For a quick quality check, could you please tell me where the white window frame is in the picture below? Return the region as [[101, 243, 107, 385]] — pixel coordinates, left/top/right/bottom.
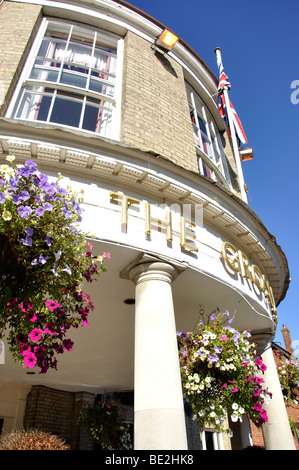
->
[[6, 17, 123, 141], [186, 83, 232, 188]]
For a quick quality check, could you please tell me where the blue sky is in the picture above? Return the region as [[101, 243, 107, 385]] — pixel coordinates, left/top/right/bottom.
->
[[128, 0, 299, 353]]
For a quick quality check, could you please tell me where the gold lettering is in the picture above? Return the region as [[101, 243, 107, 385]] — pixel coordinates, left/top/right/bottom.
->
[[263, 276, 277, 316], [110, 192, 140, 228], [221, 242, 277, 320], [181, 217, 198, 252], [145, 202, 172, 241], [250, 264, 265, 292], [238, 250, 253, 281], [222, 242, 240, 272]]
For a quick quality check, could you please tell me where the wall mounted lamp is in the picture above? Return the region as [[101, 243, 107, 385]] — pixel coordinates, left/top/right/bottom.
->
[[154, 29, 179, 52], [239, 146, 253, 162]]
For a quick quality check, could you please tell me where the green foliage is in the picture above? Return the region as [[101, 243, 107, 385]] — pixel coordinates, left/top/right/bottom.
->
[[79, 400, 132, 450]]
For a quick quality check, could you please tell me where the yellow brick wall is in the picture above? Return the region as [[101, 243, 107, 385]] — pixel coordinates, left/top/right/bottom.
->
[[121, 31, 198, 173], [0, 0, 42, 116]]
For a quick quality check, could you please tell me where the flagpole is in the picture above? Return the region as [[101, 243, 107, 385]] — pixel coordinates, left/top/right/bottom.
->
[[214, 47, 248, 203]]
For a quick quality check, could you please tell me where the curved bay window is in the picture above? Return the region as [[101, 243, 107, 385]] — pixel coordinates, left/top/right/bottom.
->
[[186, 83, 231, 187], [9, 19, 121, 139]]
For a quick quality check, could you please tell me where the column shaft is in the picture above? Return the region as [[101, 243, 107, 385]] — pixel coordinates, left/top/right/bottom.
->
[[261, 346, 295, 450], [130, 261, 187, 450]]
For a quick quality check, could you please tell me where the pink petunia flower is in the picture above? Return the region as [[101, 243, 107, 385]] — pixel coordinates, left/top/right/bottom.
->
[[24, 351, 37, 368], [45, 300, 61, 311], [44, 323, 56, 335], [219, 334, 228, 341], [29, 328, 43, 342]]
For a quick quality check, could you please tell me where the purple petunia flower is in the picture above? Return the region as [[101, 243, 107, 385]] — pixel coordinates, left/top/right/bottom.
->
[[0, 193, 5, 204], [39, 255, 48, 265], [35, 206, 45, 217], [20, 235, 32, 246], [19, 190, 30, 201], [24, 160, 38, 168], [9, 176, 19, 191], [63, 264, 72, 275], [17, 205, 32, 218], [58, 187, 68, 196], [43, 202, 53, 211], [25, 226, 33, 236], [12, 194, 22, 205], [62, 205, 70, 218]]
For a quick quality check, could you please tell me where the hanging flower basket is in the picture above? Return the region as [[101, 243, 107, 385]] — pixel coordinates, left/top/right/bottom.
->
[[0, 156, 109, 373], [177, 310, 272, 431], [79, 399, 132, 450], [276, 352, 299, 404]]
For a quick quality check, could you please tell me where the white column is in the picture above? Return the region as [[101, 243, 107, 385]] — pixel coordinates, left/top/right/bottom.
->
[[254, 334, 295, 450], [127, 258, 188, 450]]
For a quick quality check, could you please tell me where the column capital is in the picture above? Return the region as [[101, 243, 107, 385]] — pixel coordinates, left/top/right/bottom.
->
[[250, 330, 275, 356], [120, 252, 188, 285]]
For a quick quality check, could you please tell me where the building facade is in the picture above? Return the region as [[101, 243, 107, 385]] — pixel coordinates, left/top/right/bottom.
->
[[0, 0, 294, 450]]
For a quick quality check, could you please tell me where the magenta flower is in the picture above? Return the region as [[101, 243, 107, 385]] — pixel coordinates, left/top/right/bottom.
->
[[63, 339, 74, 351], [24, 351, 37, 368], [26, 310, 38, 322], [46, 300, 60, 311], [44, 323, 56, 335], [255, 358, 267, 371], [254, 402, 263, 411], [255, 377, 264, 384], [29, 328, 43, 342]]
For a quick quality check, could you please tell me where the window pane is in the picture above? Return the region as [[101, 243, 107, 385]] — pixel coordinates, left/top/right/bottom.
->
[[198, 116, 207, 135], [82, 102, 112, 134], [93, 49, 116, 75], [30, 65, 59, 83], [201, 135, 210, 155], [50, 96, 82, 127], [16, 92, 51, 122], [82, 103, 102, 132], [203, 162, 212, 179], [89, 78, 114, 97], [38, 37, 67, 62], [65, 41, 92, 67], [60, 70, 87, 88]]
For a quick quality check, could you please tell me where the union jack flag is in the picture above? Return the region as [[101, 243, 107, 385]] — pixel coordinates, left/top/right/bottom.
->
[[217, 63, 248, 144]]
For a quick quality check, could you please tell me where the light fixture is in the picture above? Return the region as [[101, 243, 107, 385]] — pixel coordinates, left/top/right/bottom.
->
[[154, 29, 179, 52], [239, 146, 253, 162], [123, 298, 135, 305]]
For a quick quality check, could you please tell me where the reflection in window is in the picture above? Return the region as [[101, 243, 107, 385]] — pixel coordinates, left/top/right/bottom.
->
[[12, 19, 119, 138]]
